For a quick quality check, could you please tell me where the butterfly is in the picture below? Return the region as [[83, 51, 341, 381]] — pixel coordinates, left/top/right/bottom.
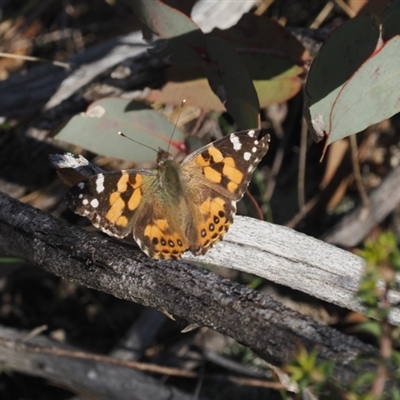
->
[[66, 129, 270, 259]]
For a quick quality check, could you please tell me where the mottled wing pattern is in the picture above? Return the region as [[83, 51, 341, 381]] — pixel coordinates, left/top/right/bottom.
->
[[180, 129, 270, 254], [66, 170, 156, 239], [181, 129, 270, 201], [186, 185, 237, 255], [131, 195, 191, 259]]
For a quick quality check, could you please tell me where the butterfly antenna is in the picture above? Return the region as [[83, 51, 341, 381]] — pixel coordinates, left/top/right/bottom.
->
[[167, 99, 186, 153], [117, 132, 158, 153]]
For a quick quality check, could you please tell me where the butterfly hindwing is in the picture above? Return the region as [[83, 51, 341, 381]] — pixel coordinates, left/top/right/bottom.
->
[[185, 184, 236, 255], [131, 195, 191, 259]]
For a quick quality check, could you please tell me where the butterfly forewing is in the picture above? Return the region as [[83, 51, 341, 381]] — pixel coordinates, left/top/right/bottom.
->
[[181, 129, 270, 201], [66, 170, 156, 239]]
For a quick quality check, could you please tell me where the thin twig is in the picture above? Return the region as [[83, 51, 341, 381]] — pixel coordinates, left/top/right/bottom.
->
[[0, 336, 197, 378], [333, 0, 356, 18], [0, 52, 71, 69], [298, 118, 308, 210], [309, 1, 335, 29], [286, 194, 319, 228], [21, 325, 48, 342], [349, 134, 370, 213], [371, 282, 392, 397], [0, 332, 284, 391]]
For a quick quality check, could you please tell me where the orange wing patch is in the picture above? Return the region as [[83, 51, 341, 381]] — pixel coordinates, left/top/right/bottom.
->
[[143, 219, 188, 259], [195, 197, 232, 254], [106, 173, 143, 226]]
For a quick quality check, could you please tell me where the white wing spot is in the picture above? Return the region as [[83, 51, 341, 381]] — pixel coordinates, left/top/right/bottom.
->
[[254, 140, 259, 145], [96, 174, 105, 193], [91, 199, 99, 208], [243, 152, 251, 161], [230, 134, 242, 151], [247, 130, 255, 137], [231, 200, 237, 213], [252, 147, 257, 153], [82, 199, 89, 205], [78, 194, 83, 199], [78, 182, 85, 189], [247, 165, 254, 173]]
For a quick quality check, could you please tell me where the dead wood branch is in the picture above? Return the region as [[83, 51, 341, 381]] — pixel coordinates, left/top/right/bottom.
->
[[0, 191, 398, 390], [323, 164, 400, 247], [50, 154, 400, 327], [0, 324, 200, 400]]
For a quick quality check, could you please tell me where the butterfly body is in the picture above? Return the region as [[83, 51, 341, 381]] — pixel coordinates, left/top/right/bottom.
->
[[66, 129, 270, 259]]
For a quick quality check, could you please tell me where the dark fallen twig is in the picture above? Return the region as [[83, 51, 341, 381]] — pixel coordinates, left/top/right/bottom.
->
[[110, 308, 167, 361], [0, 324, 198, 400]]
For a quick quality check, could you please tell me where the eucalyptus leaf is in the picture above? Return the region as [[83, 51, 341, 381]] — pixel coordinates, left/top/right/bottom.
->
[[55, 99, 185, 163], [133, 0, 205, 68], [326, 36, 400, 145], [382, 0, 400, 41], [305, 13, 386, 145], [205, 36, 259, 129]]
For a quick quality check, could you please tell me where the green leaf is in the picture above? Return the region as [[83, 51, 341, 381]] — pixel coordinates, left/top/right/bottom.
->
[[307, 14, 379, 105], [306, 11, 400, 148], [211, 13, 306, 110], [133, 0, 205, 68], [147, 66, 224, 110], [382, 0, 400, 41], [211, 13, 308, 80], [147, 66, 302, 111], [325, 36, 400, 145], [305, 14, 380, 142], [389, 389, 400, 400], [392, 350, 400, 367], [354, 321, 382, 338], [352, 371, 377, 388], [0, 257, 23, 263], [55, 99, 185, 162], [145, 13, 306, 114], [254, 78, 302, 108], [205, 36, 259, 129], [133, 0, 199, 38]]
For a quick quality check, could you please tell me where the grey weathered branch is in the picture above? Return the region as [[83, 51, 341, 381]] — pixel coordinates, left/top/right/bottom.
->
[[187, 218, 400, 325], [323, 164, 400, 247], [51, 154, 400, 326], [0, 324, 197, 400], [0, 31, 150, 120], [0, 191, 398, 390]]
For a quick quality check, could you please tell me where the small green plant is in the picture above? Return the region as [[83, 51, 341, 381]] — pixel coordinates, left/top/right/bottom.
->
[[284, 347, 334, 398], [354, 232, 400, 399], [283, 232, 400, 400]]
